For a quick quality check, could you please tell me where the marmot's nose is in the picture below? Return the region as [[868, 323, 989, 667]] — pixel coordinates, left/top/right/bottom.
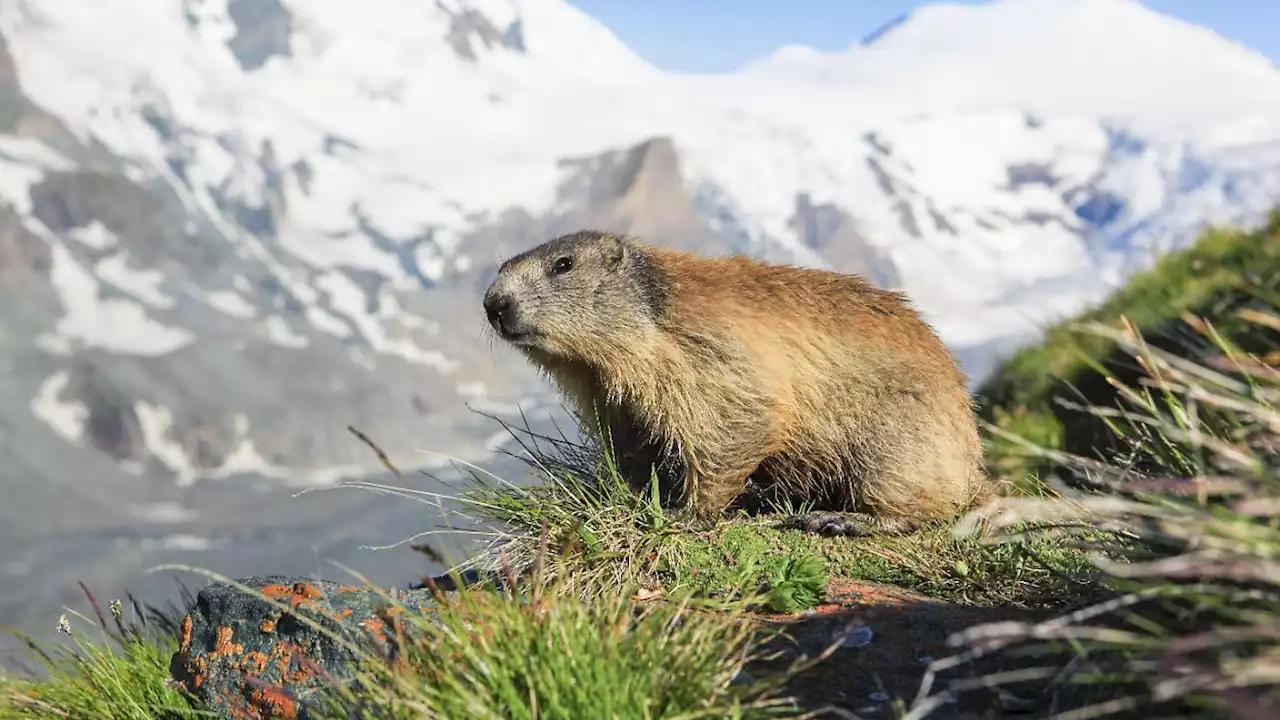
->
[[483, 292, 515, 332]]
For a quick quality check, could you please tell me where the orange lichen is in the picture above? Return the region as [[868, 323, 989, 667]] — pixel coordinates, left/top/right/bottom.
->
[[186, 655, 209, 689], [178, 614, 194, 656], [250, 685, 299, 719], [260, 618, 277, 633], [375, 608, 409, 648], [225, 693, 265, 720], [360, 617, 388, 643], [209, 626, 245, 662], [267, 641, 316, 685], [239, 650, 271, 676], [260, 582, 325, 610], [284, 656, 315, 684]]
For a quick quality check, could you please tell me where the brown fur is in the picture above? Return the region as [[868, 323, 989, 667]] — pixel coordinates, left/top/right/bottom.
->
[[482, 230, 991, 535]]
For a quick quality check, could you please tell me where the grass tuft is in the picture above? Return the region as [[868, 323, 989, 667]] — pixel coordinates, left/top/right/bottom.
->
[[0, 585, 207, 719], [909, 295, 1280, 718], [446, 413, 1104, 613], [312, 534, 817, 720]]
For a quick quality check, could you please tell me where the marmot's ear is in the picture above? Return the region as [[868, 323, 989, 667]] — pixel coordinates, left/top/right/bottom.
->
[[600, 233, 627, 269]]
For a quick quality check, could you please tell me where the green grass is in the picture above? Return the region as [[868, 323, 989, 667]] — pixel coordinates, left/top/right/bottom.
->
[[0, 590, 210, 719], [905, 283, 1280, 718], [0, 562, 816, 720], [305, 547, 814, 720], [449, 415, 1104, 614], [975, 210, 1280, 488]]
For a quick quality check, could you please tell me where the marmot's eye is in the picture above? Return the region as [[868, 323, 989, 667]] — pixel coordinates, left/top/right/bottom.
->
[[551, 256, 574, 275]]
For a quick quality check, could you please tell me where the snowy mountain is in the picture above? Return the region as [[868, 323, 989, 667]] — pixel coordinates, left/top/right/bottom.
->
[[1, 0, 1279, 638]]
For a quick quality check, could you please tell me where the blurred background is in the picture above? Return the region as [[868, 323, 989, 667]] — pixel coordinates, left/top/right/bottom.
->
[[0, 0, 1276, 664]]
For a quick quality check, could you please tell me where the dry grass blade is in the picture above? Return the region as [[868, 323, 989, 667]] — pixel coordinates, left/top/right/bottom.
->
[[917, 293, 1280, 718]]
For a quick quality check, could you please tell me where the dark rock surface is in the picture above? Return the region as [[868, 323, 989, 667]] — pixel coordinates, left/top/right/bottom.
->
[[171, 575, 444, 720]]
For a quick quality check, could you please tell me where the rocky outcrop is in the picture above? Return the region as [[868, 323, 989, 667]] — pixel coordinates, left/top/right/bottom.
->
[[61, 362, 147, 462], [788, 192, 902, 289], [224, 0, 295, 72], [0, 204, 52, 300], [553, 136, 731, 255], [170, 576, 444, 720], [30, 169, 198, 271], [441, 3, 526, 62]]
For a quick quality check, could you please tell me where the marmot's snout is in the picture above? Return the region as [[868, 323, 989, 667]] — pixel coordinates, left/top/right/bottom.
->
[[482, 287, 517, 338], [484, 282, 540, 344]]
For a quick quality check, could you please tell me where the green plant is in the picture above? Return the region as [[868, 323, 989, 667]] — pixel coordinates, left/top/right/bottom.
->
[[910, 302, 1280, 719], [441, 413, 1100, 612], [0, 586, 207, 719], [760, 554, 827, 614], [310, 537, 816, 720]]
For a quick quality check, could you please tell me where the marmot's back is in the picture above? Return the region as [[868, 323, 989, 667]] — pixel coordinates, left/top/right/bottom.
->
[[647, 246, 969, 396]]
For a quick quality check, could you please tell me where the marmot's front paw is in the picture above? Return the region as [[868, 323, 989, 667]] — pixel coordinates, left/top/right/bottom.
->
[[777, 511, 875, 537]]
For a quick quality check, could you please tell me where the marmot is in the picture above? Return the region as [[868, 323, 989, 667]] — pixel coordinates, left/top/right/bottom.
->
[[482, 230, 989, 536]]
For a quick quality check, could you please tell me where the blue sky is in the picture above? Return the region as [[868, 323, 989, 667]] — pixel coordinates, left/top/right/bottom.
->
[[566, 0, 1280, 73]]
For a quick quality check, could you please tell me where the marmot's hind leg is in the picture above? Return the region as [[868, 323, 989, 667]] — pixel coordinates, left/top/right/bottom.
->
[[776, 511, 921, 537]]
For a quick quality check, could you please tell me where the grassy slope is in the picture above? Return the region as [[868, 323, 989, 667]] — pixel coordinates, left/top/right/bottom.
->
[[976, 211, 1280, 487], [930, 267, 1280, 717], [453, 422, 1101, 614]]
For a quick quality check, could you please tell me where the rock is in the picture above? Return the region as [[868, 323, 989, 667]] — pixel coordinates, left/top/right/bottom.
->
[[170, 575, 443, 720]]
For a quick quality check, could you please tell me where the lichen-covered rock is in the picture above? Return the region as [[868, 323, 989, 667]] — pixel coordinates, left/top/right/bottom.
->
[[170, 575, 443, 720]]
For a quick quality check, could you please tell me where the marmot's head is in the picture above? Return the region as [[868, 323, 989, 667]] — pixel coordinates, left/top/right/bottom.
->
[[483, 231, 667, 360]]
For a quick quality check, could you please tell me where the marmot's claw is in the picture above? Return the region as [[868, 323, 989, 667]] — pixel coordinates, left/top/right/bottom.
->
[[778, 511, 874, 538]]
